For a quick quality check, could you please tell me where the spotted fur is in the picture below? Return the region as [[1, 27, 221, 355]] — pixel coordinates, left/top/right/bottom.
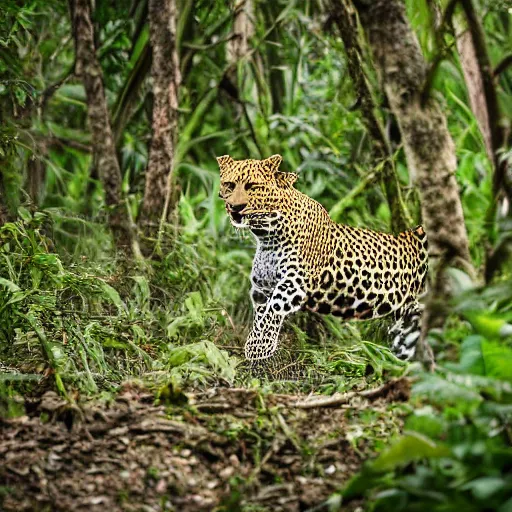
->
[[217, 154, 429, 363]]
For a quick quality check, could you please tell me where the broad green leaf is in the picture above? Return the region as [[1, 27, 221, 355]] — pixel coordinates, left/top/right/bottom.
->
[[457, 335, 486, 375], [499, 496, 512, 512], [465, 311, 512, 339], [371, 432, 451, 472], [0, 277, 20, 292], [17, 206, 32, 222], [405, 407, 446, 438], [98, 280, 127, 313], [446, 267, 475, 294], [461, 476, 506, 500], [482, 340, 512, 382], [413, 374, 483, 408]]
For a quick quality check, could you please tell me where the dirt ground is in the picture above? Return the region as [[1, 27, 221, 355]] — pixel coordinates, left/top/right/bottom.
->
[[0, 378, 410, 512]]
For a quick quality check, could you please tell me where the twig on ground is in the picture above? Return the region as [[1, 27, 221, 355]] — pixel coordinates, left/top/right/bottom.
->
[[293, 377, 407, 409]]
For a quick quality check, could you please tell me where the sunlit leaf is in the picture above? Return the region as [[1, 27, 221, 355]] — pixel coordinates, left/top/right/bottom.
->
[[370, 432, 451, 472]]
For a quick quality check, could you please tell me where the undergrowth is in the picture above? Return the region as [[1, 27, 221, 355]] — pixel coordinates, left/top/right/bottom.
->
[[1, 211, 511, 512], [325, 278, 512, 512], [0, 207, 408, 405]]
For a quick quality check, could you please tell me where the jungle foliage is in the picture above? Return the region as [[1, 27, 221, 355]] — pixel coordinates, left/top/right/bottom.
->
[[1, 0, 511, 510]]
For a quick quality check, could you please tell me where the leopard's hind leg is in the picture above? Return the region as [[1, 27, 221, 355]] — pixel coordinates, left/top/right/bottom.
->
[[388, 300, 424, 361]]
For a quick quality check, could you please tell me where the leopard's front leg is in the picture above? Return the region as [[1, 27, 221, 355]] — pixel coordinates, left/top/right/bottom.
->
[[245, 276, 306, 361]]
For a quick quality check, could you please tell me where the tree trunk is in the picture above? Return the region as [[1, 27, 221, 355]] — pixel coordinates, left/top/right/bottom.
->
[[330, 0, 410, 234], [27, 156, 46, 207], [455, 0, 506, 201], [264, 3, 285, 114], [354, 0, 471, 270], [426, 0, 510, 281], [227, 0, 254, 66], [0, 161, 9, 225], [140, 0, 181, 229], [453, 0, 511, 283], [353, 0, 474, 365], [457, 31, 493, 159], [70, 0, 132, 251]]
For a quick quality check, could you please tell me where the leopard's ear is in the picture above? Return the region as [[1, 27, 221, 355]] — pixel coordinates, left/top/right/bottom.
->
[[275, 171, 298, 188], [263, 154, 282, 171], [216, 155, 234, 169]]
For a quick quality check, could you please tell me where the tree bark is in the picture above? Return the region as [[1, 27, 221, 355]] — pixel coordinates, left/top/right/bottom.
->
[[227, 0, 254, 66], [353, 0, 474, 365], [330, 0, 410, 234], [426, 0, 510, 281], [0, 161, 9, 225], [140, 0, 181, 229], [264, 3, 285, 114], [27, 156, 46, 207], [71, 0, 132, 251], [354, 0, 471, 270], [455, 0, 508, 202]]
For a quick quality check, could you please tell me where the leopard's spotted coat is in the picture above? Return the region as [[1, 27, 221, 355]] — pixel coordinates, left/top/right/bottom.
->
[[218, 155, 429, 364]]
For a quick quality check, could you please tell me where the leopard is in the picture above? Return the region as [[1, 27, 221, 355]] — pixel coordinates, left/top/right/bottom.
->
[[217, 154, 429, 370]]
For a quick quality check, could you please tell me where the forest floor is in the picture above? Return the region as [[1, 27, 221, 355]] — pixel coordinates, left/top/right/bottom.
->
[[0, 377, 410, 512]]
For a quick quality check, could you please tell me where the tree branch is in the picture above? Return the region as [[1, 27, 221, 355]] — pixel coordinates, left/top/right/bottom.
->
[[40, 65, 75, 113], [494, 53, 512, 77]]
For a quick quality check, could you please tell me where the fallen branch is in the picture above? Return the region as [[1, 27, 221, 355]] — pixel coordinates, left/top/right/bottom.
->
[[293, 377, 408, 409]]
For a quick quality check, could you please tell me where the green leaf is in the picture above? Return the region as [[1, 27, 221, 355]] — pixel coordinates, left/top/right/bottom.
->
[[0, 277, 20, 292], [481, 340, 512, 382], [405, 407, 446, 438], [98, 280, 127, 313], [449, 335, 512, 382], [167, 341, 235, 382], [446, 267, 475, 294], [17, 206, 32, 222], [370, 432, 451, 472], [131, 275, 150, 307], [499, 496, 512, 512], [413, 374, 483, 409], [461, 476, 506, 500], [465, 311, 512, 339], [458, 335, 486, 375]]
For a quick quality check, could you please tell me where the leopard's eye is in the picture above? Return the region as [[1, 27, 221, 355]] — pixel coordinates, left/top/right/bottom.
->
[[245, 183, 255, 191], [222, 181, 235, 193]]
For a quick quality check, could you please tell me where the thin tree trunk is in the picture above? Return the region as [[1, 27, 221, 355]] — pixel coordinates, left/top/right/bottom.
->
[[0, 161, 9, 225], [225, 0, 256, 118], [227, 0, 254, 66], [27, 156, 46, 207], [330, 0, 410, 234], [140, 0, 180, 229], [71, 0, 132, 251], [454, 0, 511, 282], [456, 0, 506, 200], [427, 0, 510, 281], [223, 0, 264, 156], [264, 3, 285, 114], [457, 30, 493, 159]]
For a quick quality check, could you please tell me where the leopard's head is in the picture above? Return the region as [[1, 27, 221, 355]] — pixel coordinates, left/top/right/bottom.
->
[[217, 154, 297, 228]]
